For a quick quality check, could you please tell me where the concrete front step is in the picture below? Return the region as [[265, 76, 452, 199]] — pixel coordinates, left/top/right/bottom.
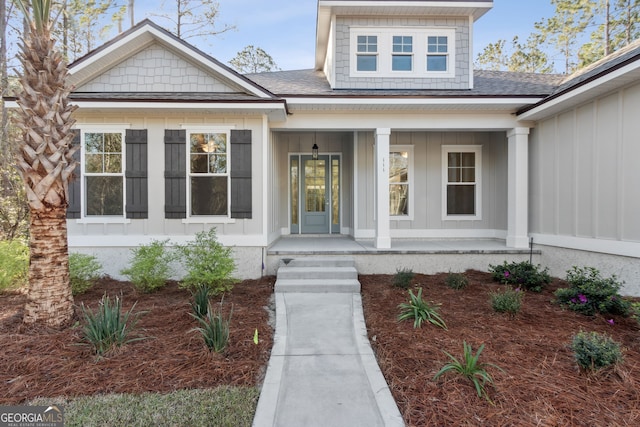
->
[[274, 279, 361, 293], [275, 257, 361, 293]]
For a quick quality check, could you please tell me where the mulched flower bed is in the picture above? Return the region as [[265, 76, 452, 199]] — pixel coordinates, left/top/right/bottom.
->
[[360, 271, 640, 427], [0, 276, 275, 405]]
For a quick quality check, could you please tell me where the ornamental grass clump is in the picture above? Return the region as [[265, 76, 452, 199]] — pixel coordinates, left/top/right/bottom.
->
[[191, 300, 232, 353], [393, 267, 415, 289], [490, 286, 524, 316], [80, 294, 147, 356], [571, 331, 623, 371], [555, 266, 630, 316], [397, 287, 447, 330], [433, 341, 504, 401], [190, 283, 212, 319], [488, 261, 551, 292], [445, 271, 468, 290]]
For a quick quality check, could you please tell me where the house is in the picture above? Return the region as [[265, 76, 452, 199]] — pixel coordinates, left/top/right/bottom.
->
[[50, 1, 639, 293]]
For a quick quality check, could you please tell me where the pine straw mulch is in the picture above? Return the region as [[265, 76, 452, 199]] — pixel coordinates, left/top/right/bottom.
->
[[0, 276, 275, 405], [360, 271, 640, 427]]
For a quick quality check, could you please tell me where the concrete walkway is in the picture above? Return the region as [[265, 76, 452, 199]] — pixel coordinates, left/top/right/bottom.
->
[[252, 262, 404, 426]]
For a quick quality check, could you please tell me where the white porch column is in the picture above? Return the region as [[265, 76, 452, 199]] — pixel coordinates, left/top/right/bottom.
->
[[375, 128, 391, 248], [506, 127, 530, 248]]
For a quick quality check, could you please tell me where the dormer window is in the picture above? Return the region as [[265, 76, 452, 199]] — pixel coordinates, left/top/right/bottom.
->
[[350, 27, 456, 78], [427, 36, 449, 72], [392, 36, 413, 71], [357, 35, 378, 71]]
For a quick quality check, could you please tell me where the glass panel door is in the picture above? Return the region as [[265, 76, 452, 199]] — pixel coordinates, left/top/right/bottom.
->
[[301, 155, 329, 234]]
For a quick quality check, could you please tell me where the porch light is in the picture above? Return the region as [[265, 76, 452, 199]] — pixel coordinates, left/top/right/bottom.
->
[[312, 143, 319, 160]]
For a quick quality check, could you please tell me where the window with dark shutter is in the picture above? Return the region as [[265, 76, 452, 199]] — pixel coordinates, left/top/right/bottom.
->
[[230, 129, 252, 219], [125, 130, 148, 219], [164, 130, 187, 218], [67, 130, 81, 219]]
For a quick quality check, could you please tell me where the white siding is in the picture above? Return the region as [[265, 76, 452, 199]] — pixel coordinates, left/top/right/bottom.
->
[[529, 81, 640, 244]]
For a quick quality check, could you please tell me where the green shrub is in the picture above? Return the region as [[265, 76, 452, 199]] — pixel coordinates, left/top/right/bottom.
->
[[555, 266, 630, 316], [120, 240, 173, 293], [177, 229, 236, 295], [392, 267, 415, 289], [191, 283, 212, 319], [445, 271, 468, 290], [80, 294, 147, 356], [433, 341, 504, 401], [397, 287, 447, 330], [69, 253, 102, 295], [0, 239, 28, 292], [571, 331, 623, 371], [632, 302, 640, 326], [490, 286, 524, 316], [488, 261, 551, 292], [192, 300, 232, 353]]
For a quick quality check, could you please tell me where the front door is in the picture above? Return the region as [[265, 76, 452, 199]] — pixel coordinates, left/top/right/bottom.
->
[[290, 154, 340, 234]]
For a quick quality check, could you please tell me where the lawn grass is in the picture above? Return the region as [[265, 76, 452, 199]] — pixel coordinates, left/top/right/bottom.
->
[[30, 386, 260, 427]]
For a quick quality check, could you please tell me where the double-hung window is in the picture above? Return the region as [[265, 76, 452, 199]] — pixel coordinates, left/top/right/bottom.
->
[[188, 130, 230, 216], [83, 131, 125, 216], [442, 145, 482, 220], [389, 146, 413, 218], [427, 36, 449, 72], [392, 36, 413, 71], [356, 35, 378, 72]]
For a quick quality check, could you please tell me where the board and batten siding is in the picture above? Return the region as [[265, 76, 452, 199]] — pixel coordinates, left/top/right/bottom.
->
[[355, 130, 508, 237], [529, 82, 640, 243]]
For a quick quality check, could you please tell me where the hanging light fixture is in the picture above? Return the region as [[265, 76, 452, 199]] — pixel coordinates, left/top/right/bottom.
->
[[312, 143, 319, 160]]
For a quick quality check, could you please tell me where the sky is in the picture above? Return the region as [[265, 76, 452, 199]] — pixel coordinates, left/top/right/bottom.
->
[[129, 0, 559, 71]]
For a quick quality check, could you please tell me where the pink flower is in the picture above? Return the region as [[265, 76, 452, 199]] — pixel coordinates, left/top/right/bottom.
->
[[504, 271, 510, 278], [607, 319, 615, 325]]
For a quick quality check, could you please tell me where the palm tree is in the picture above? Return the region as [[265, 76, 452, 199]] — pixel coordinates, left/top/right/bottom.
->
[[14, 0, 77, 327]]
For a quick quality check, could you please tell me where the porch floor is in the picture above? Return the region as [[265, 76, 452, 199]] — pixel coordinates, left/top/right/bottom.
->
[[268, 235, 536, 255]]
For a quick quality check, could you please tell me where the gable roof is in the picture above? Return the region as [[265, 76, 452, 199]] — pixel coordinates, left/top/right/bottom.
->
[[68, 19, 278, 101], [518, 39, 640, 120]]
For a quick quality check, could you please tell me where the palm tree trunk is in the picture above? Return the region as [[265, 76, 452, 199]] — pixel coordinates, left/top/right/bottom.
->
[[23, 206, 73, 327]]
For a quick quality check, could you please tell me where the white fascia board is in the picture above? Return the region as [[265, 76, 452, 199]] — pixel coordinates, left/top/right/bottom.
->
[[285, 96, 543, 107], [319, 1, 493, 8], [72, 100, 284, 110], [518, 60, 640, 121]]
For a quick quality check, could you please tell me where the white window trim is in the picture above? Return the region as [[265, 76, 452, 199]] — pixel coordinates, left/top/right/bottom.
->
[[183, 126, 235, 222], [390, 145, 414, 220], [441, 145, 482, 221], [350, 27, 456, 78], [75, 124, 131, 223]]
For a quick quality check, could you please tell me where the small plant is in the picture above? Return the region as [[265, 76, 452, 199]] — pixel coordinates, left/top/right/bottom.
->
[[80, 294, 147, 356], [397, 287, 447, 330], [433, 341, 504, 401], [571, 331, 623, 371], [445, 271, 468, 290], [555, 266, 630, 316], [191, 300, 232, 353], [632, 302, 640, 326], [488, 261, 551, 292], [490, 286, 524, 316], [190, 283, 212, 319], [177, 229, 236, 295], [120, 239, 173, 293], [0, 239, 28, 292], [393, 267, 415, 289], [69, 253, 102, 295]]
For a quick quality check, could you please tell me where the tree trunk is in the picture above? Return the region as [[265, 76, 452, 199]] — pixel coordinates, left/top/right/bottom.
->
[[23, 206, 74, 327]]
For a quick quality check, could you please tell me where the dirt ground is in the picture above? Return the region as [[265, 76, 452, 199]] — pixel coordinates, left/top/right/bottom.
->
[[360, 271, 640, 427], [1, 271, 639, 426]]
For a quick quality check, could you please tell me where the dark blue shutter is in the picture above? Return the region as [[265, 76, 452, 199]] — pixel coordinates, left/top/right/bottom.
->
[[125, 129, 148, 219], [164, 130, 187, 218], [230, 129, 252, 219], [66, 129, 81, 219]]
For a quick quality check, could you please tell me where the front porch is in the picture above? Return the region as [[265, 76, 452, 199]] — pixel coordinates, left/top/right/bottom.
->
[[265, 236, 539, 276]]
